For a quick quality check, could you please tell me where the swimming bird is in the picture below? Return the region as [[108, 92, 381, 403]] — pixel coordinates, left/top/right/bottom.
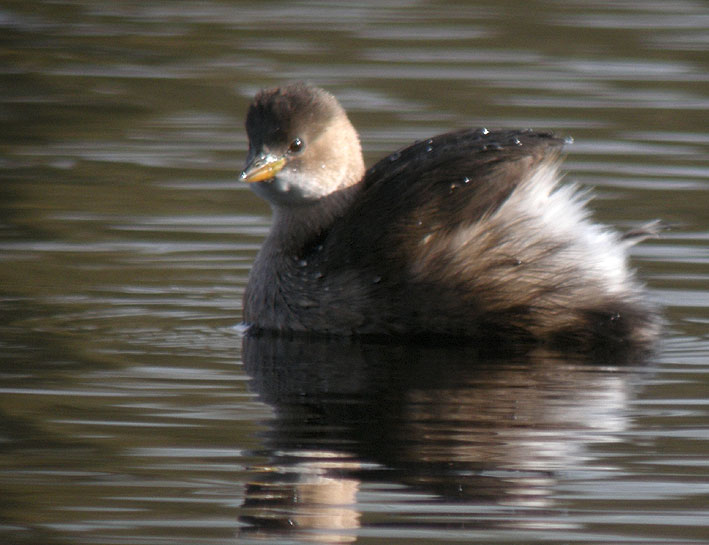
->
[[240, 83, 659, 352]]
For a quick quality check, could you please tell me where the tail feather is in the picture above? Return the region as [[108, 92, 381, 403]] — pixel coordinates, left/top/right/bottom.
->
[[621, 219, 666, 244]]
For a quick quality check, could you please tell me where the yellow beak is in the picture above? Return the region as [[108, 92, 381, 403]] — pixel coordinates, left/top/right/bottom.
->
[[240, 154, 287, 183]]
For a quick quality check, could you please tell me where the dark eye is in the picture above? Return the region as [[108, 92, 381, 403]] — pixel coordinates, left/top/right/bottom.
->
[[288, 137, 304, 154]]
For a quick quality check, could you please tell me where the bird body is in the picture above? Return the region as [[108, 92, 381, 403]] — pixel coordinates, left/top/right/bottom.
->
[[241, 83, 659, 351]]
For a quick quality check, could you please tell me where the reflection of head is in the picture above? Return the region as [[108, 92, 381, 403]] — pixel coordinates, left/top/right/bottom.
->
[[240, 455, 360, 544]]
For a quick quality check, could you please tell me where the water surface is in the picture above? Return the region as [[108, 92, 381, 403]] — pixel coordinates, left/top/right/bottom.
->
[[1, 1, 708, 544]]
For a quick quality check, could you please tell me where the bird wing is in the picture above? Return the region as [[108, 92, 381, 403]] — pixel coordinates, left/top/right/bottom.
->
[[324, 129, 566, 268]]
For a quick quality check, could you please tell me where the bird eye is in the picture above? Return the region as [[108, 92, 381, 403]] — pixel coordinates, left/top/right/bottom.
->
[[288, 137, 304, 154]]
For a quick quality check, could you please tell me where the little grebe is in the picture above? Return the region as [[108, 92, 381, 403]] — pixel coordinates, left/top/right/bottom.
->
[[240, 83, 659, 351]]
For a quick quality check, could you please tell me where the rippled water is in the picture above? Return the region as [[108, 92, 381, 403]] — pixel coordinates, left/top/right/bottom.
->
[[1, 1, 708, 544]]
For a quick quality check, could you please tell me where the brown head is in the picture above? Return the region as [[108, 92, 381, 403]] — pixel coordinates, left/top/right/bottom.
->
[[241, 83, 366, 208]]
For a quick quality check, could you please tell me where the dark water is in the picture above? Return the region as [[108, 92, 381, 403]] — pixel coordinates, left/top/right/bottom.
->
[[1, 1, 708, 544]]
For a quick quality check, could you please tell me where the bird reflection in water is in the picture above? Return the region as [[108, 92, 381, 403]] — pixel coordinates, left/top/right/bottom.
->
[[238, 332, 644, 543]]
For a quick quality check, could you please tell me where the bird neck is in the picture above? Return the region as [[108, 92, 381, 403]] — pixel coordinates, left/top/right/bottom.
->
[[266, 182, 362, 256]]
